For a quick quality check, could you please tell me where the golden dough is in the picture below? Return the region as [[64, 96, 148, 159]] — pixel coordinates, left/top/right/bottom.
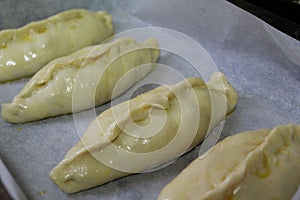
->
[[2, 38, 159, 123], [49, 73, 238, 193], [158, 124, 300, 200], [0, 9, 113, 82]]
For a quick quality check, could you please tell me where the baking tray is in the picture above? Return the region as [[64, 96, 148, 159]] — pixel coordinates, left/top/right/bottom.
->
[[0, 0, 299, 199]]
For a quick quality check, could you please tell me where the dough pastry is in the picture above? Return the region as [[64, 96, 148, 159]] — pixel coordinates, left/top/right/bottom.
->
[[0, 9, 113, 82], [2, 38, 159, 123], [158, 124, 300, 200], [49, 73, 238, 193]]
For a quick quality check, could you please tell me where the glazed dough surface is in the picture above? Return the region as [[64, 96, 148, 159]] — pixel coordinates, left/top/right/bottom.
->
[[49, 73, 238, 193], [2, 38, 159, 123], [158, 124, 300, 200], [0, 9, 113, 82]]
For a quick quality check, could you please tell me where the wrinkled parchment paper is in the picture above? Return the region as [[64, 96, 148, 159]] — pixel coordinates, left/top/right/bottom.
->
[[0, 0, 299, 199]]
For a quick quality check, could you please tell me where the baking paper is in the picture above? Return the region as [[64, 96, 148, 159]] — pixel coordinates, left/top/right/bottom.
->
[[0, 0, 299, 199]]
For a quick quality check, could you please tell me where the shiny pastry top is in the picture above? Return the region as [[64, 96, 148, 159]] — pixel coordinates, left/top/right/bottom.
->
[[0, 9, 113, 82], [49, 73, 238, 193], [2, 37, 160, 123]]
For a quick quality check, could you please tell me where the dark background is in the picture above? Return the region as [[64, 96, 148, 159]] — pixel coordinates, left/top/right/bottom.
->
[[227, 0, 300, 40]]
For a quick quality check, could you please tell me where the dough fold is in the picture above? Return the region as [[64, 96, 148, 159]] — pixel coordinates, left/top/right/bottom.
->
[[158, 124, 300, 200], [2, 38, 159, 123], [49, 73, 238, 193], [0, 9, 113, 82]]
